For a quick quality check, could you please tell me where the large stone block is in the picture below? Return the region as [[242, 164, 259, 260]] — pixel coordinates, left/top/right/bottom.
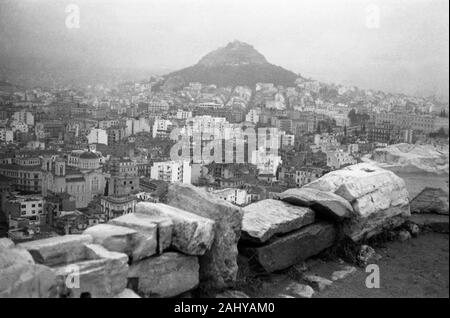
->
[[83, 223, 149, 261], [242, 199, 315, 243], [109, 213, 172, 258], [410, 187, 449, 215], [1, 242, 56, 298], [18, 235, 93, 266], [163, 183, 243, 290], [304, 163, 412, 241], [279, 188, 353, 221], [343, 205, 410, 241], [136, 202, 214, 255], [241, 222, 336, 272], [128, 252, 199, 297], [53, 244, 128, 298]]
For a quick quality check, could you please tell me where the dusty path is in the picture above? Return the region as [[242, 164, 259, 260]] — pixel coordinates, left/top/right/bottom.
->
[[316, 233, 449, 298]]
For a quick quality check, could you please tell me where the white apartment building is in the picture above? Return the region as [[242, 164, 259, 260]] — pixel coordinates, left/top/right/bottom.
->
[[0, 129, 13, 143], [86, 128, 108, 145], [176, 110, 193, 120], [279, 131, 295, 148], [211, 188, 251, 206], [245, 108, 261, 124], [326, 150, 357, 170], [150, 161, 191, 184], [12, 111, 34, 126], [152, 118, 173, 138]]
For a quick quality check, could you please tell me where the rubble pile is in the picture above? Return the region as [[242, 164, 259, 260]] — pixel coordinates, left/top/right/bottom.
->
[[239, 163, 412, 271]]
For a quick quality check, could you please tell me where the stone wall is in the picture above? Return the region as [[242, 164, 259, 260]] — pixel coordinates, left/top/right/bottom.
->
[[1, 163, 420, 297]]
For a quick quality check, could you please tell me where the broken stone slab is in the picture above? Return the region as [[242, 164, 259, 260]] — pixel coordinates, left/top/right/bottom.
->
[[335, 169, 407, 202], [279, 188, 353, 221], [241, 222, 336, 272], [215, 290, 250, 298], [83, 223, 160, 261], [53, 244, 128, 299], [163, 183, 243, 290], [285, 282, 315, 298], [115, 288, 141, 298], [304, 163, 394, 194], [1, 243, 57, 298], [84, 244, 129, 297], [18, 235, 93, 266], [0, 238, 15, 249], [83, 224, 136, 258], [128, 252, 199, 298], [302, 274, 333, 291], [135, 202, 215, 255], [408, 214, 449, 234], [343, 205, 410, 242], [351, 186, 410, 217], [410, 187, 449, 215], [109, 213, 172, 258], [1, 262, 57, 298], [331, 265, 357, 281], [242, 199, 315, 243]]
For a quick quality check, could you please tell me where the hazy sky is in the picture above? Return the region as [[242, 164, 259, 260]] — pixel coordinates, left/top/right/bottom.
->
[[0, 0, 448, 98]]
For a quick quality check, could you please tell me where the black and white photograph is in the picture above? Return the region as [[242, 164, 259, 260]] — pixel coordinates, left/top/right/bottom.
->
[[0, 0, 448, 303]]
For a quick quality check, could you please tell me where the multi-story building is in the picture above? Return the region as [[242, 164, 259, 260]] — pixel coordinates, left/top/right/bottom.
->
[[150, 161, 191, 184], [326, 150, 357, 170], [86, 128, 108, 145], [107, 158, 139, 196], [4, 194, 45, 227], [41, 154, 107, 209], [100, 195, 136, 221], [211, 188, 251, 206]]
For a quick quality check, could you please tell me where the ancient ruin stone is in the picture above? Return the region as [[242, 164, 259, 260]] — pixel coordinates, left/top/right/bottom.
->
[[279, 188, 353, 221], [1, 241, 56, 298], [128, 252, 199, 297], [109, 213, 171, 259], [53, 244, 128, 298], [241, 222, 336, 272], [241, 199, 315, 243], [135, 202, 215, 255], [163, 183, 243, 290], [410, 187, 449, 215], [18, 235, 93, 266]]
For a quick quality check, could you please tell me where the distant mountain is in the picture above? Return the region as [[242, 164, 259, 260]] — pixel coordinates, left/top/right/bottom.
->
[[164, 41, 299, 89]]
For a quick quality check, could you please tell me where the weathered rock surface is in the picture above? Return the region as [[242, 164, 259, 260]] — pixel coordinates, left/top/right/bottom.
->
[[0, 238, 15, 250], [136, 202, 215, 255], [241, 222, 336, 272], [408, 214, 449, 233], [18, 235, 93, 266], [83, 224, 137, 259], [279, 188, 353, 221], [109, 213, 171, 258], [1, 242, 56, 298], [53, 244, 128, 298], [342, 205, 409, 241], [410, 187, 449, 215], [302, 274, 333, 291], [163, 183, 243, 290], [115, 288, 141, 298], [285, 282, 315, 298], [331, 265, 357, 281], [242, 199, 315, 243], [128, 252, 199, 297], [304, 163, 411, 241], [215, 290, 250, 298]]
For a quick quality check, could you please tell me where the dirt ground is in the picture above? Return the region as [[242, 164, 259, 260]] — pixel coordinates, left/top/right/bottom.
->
[[316, 233, 449, 298], [243, 232, 449, 298]]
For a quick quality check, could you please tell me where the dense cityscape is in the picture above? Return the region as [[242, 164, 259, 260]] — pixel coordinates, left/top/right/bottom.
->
[[0, 0, 448, 301]]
